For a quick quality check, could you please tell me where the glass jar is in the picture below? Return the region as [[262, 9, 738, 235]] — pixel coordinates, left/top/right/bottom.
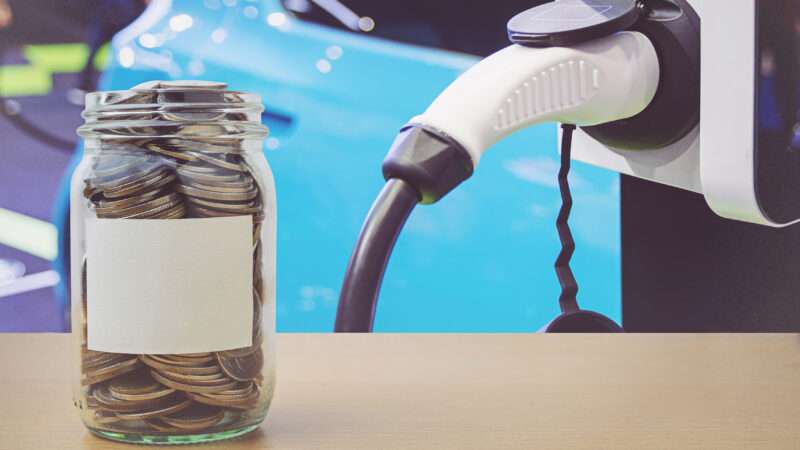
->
[[71, 81, 276, 444]]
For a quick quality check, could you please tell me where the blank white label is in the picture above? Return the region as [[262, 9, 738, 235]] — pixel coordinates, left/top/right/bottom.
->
[[86, 217, 253, 354]]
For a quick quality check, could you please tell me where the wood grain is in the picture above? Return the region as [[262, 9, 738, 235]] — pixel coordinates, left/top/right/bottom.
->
[[0, 333, 799, 449]]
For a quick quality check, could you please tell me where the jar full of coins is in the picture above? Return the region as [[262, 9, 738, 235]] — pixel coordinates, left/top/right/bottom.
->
[[71, 81, 275, 444]]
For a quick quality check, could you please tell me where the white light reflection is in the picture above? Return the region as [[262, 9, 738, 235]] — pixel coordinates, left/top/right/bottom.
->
[[0, 270, 60, 299], [0, 259, 25, 286], [266, 12, 287, 27], [265, 137, 280, 150], [243, 5, 258, 18], [222, 0, 237, 6], [325, 45, 343, 60], [315, 59, 331, 74], [138, 33, 159, 48], [169, 14, 194, 32], [118, 47, 135, 67], [188, 59, 205, 76], [211, 27, 228, 43]]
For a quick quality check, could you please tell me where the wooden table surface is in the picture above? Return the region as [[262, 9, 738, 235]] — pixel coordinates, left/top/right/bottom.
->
[[1, 333, 800, 449]]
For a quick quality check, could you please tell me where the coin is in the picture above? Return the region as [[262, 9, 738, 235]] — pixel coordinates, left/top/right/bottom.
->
[[176, 166, 243, 184], [99, 171, 176, 200], [146, 143, 198, 162], [114, 395, 193, 421], [140, 355, 222, 375], [151, 369, 238, 394], [186, 178, 254, 192], [108, 369, 176, 402], [147, 354, 212, 368], [92, 384, 171, 412], [187, 383, 260, 410], [94, 410, 122, 425], [187, 152, 245, 172], [176, 184, 258, 202], [96, 189, 167, 211], [186, 197, 261, 214], [83, 356, 141, 385], [159, 404, 225, 431], [216, 348, 263, 382], [88, 160, 165, 193], [156, 370, 230, 386], [82, 351, 127, 368], [93, 192, 180, 218], [159, 353, 215, 364]]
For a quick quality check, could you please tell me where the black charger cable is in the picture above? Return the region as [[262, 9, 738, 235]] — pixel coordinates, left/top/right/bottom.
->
[[545, 123, 623, 332], [555, 124, 580, 314]]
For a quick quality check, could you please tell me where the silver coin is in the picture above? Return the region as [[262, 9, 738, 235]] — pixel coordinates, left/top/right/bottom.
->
[[175, 184, 258, 202]]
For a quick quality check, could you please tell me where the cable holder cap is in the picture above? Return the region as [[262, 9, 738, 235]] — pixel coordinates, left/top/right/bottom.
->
[[507, 0, 643, 48]]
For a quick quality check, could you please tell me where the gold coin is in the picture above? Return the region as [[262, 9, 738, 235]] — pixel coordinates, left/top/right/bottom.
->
[[114, 395, 193, 421], [140, 355, 221, 375], [159, 404, 225, 431], [156, 369, 229, 386], [112, 385, 176, 403], [82, 352, 127, 369], [216, 348, 263, 382], [151, 370, 238, 394], [187, 384, 260, 410], [216, 382, 255, 396], [83, 357, 141, 385], [147, 354, 210, 368], [92, 385, 170, 412], [157, 354, 216, 365], [108, 369, 168, 398]]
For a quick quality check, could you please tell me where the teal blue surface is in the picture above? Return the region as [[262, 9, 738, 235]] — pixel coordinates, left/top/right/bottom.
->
[[61, 0, 620, 331]]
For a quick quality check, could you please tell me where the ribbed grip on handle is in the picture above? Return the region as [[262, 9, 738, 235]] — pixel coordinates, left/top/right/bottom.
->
[[409, 31, 659, 167]]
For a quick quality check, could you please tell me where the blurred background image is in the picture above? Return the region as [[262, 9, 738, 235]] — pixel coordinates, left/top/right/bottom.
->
[[0, 0, 622, 333]]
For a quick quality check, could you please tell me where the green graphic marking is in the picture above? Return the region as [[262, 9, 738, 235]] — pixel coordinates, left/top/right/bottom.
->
[[1, 43, 110, 97]]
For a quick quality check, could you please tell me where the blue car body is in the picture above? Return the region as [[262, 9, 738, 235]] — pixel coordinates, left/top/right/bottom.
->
[[57, 0, 621, 331]]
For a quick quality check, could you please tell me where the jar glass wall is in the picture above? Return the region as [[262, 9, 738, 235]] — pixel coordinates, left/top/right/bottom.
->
[[70, 81, 276, 444]]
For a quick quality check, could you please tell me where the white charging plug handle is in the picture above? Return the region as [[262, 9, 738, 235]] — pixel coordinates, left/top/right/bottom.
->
[[409, 31, 660, 166]]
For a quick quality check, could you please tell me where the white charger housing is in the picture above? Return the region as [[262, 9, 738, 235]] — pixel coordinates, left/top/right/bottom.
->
[[574, 1, 799, 227]]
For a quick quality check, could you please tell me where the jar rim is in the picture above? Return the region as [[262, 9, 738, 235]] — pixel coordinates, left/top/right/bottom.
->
[[78, 81, 269, 140]]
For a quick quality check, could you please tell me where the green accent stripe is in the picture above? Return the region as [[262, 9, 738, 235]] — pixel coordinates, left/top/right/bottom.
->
[[94, 44, 110, 71], [22, 43, 89, 73], [0, 208, 58, 261], [0, 65, 51, 97], [22, 43, 110, 74]]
